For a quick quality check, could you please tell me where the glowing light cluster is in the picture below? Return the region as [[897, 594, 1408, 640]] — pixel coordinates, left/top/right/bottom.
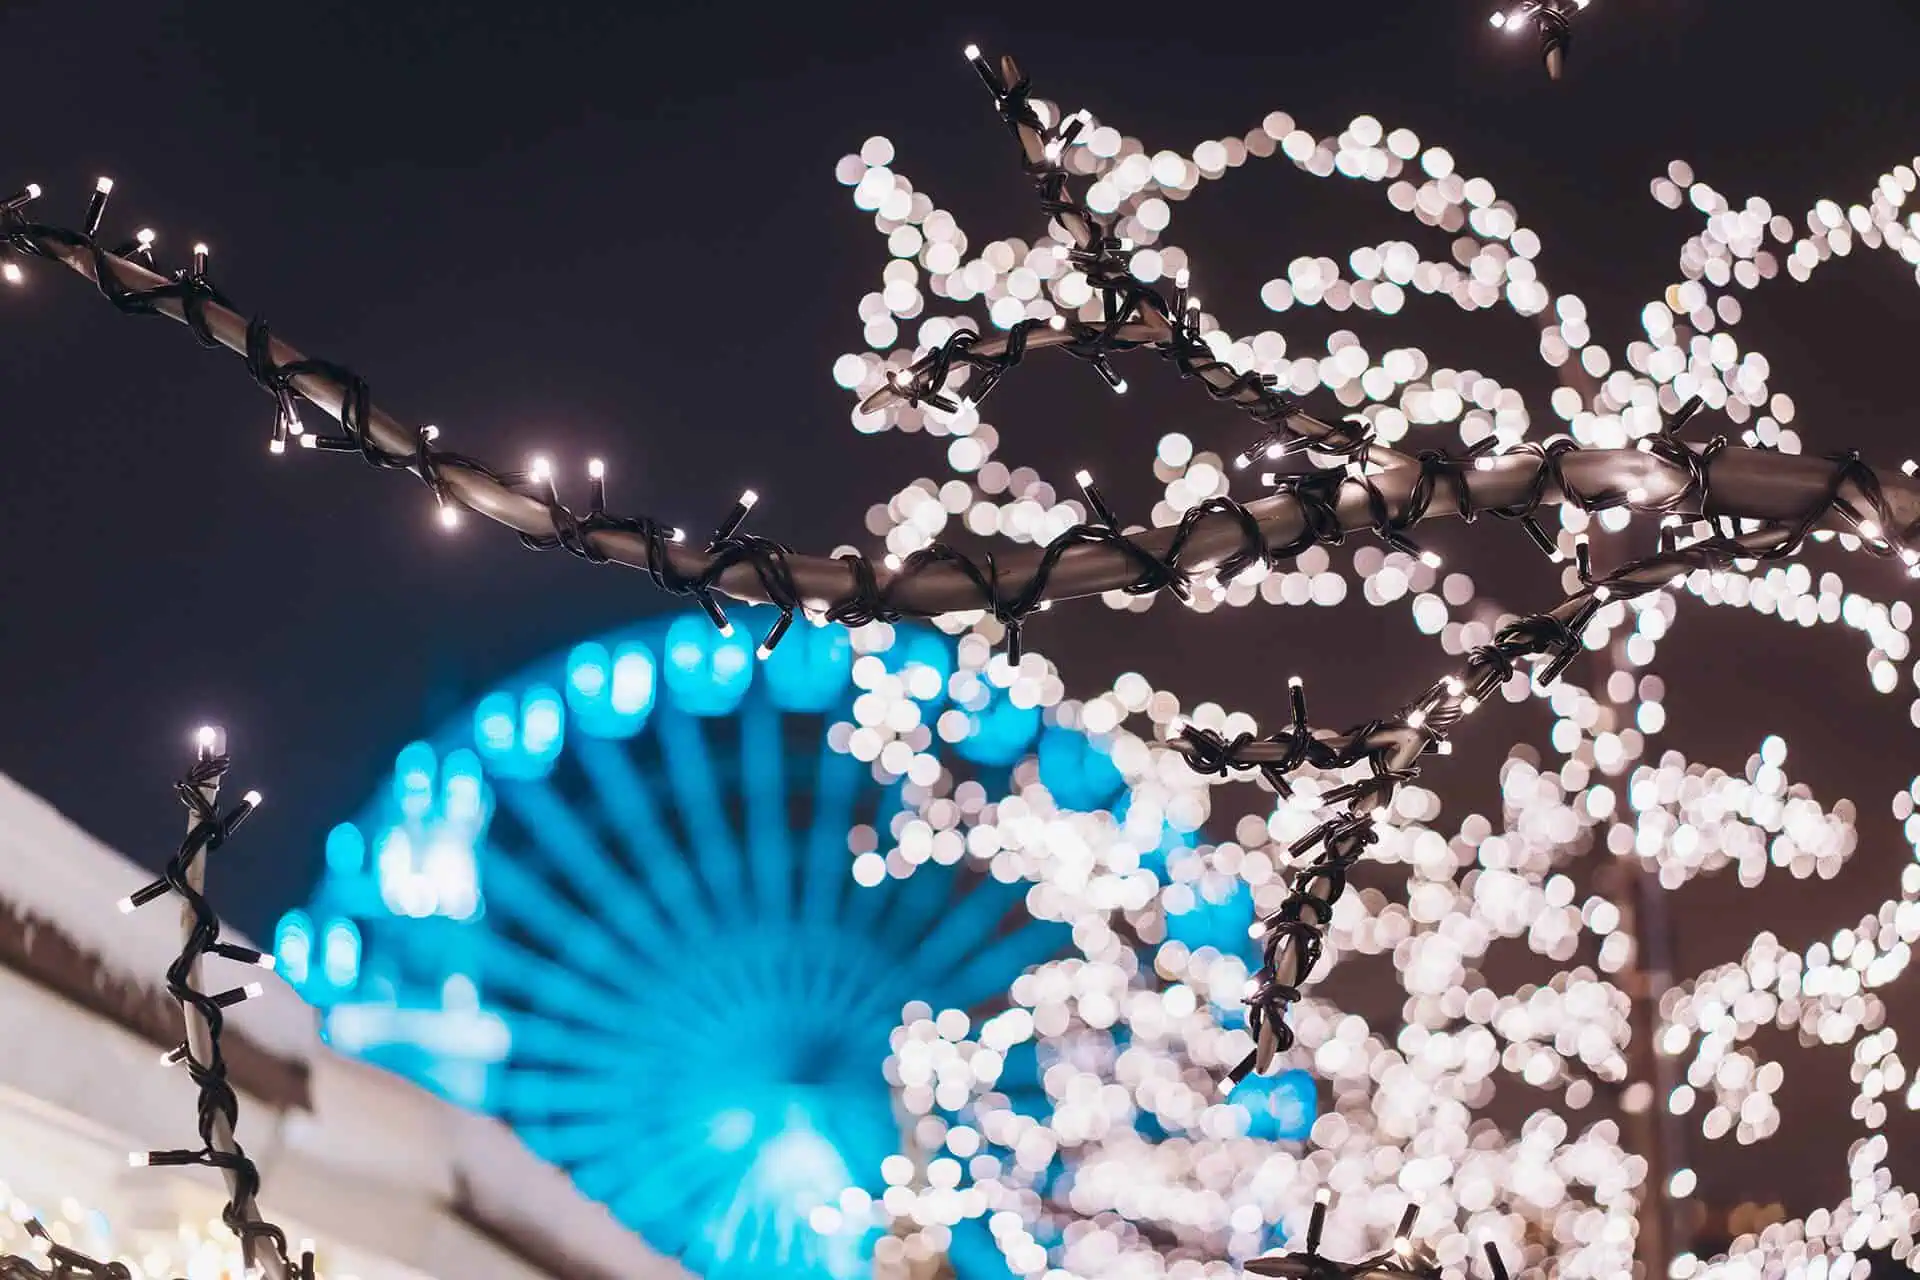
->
[[0, 1193, 342, 1280], [826, 77, 1920, 1280]]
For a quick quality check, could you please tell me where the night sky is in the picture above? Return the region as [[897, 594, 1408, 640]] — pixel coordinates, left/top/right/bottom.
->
[[2, 0, 1918, 1229]]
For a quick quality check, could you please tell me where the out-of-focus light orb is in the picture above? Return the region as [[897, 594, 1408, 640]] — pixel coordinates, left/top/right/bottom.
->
[[1229, 1068, 1319, 1141], [663, 612, 755, 716]]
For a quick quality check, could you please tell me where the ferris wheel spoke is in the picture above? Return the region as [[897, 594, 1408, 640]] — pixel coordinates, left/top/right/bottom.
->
[[504, 1000, 699, 1064], [477, 916, 635, 1008], [585, 1122, 749, 1215], [656, 703, 751, 918], [497, 1010, 656, 1071], [901, 875, 1038, 993], [479, 842, 662, 982], [468, 918, 653, 1026], [872, 853, 969, 952], [493, 1068, 636, 1118], [836, 781, 917, 941], [571, 735, 723, 936], [477, 941, 638, 1033], [492, 778, 678, 957], [740, 694, 796, 922], [946, 920, 1074, 1013], [511, 1111, 638, 1170], [780, 921, 897, 1028], [800, 739, 865, 926], [630, 1162, 750, 1262]]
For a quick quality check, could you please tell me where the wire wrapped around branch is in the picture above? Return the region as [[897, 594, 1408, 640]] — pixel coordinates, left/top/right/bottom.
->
[[91, 749, 316, 1280], [1176, 513, 1856, 1082], [865, 48, 1401, 474], [0, 1218, 133, 1279], [3, 199, 1916, 639]]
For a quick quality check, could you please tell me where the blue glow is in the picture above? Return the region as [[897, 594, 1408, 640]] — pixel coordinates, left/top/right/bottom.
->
[[441, 748, 488, 827], [375, 827, 415, 916], [1228, 1068, 1318, 1142], [520, 686, 565, 760], [567, 638, 657, 739], [324, 822, 365, 875], [274, 911, 313, 986], [1165, 876, 1257, 959], [394, 740, 437, 819], [1037, 726, 1124, 810], [286, 606, 1179, 1280], [887, 628, 953, 709], [955, 684, 1042, 766], [610, 643, 657, 717], [762, 621, 853, 712], [477, 684, 566, 781], [475, 691, 518, 755], [663, 613, 755, 716], [567, 642, 610, 701], [422, 834, 480, 921], [322, 918, 362, 988]]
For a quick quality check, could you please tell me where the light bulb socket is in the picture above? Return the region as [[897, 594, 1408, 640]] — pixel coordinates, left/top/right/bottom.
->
[[964, 45, 1002, 96], [82, 179, 112, 238], [211, 983, 263, 1009], [711, 492, 756, 545], [758, 609, 795, 659], [123, 877, 171, 913], [1076, 472, 1120, 529], [694, 588, 731, 635]]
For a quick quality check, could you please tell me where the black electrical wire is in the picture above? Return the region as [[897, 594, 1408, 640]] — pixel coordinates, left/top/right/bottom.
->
[[1179, 508, 1866, 1086], [0, 197, 1912, 636], [873, 48, 1371, 468], [15, 750, 319, 1280]]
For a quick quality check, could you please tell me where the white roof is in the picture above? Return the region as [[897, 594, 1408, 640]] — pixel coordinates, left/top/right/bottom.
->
[[0, 771, 689, 1280]]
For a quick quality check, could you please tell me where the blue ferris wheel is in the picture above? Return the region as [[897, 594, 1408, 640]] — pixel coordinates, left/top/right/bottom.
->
[[273, 605, 1319, 1277], [272, 605, 1164, 1278]]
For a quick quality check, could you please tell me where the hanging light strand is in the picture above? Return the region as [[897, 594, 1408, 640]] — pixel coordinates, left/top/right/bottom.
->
[[1177, 506, 1855, 1083], [0, 188, 1912, 657], [3, 745, 314, 1280], [117, 747, 313, 1280], [870, 49, 1396, 473]]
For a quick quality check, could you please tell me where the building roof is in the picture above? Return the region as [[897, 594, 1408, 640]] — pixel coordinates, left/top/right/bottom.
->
[[0, 771, 688, 1280]]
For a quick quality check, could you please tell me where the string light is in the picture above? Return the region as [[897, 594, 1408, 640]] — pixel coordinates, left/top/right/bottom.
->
[[1488, 0, 1587, 78], [0, 177, 1905, 652], [5, 739, 312, 1280], [81, 176, 111, 238]]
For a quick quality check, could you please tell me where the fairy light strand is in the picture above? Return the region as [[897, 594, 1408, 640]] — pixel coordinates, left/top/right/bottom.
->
[[0, 743, 315, 1280], [0, 195, 1911, 643]]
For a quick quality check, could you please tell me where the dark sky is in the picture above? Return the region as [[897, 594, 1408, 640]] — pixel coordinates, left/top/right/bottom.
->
[[2, 0, 1918, 1227]]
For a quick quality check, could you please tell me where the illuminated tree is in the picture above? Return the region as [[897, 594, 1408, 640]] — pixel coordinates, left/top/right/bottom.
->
[[826, 59, 1920, 1280]]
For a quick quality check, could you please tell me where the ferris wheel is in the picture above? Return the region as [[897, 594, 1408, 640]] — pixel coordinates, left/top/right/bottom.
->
[[271, 605, 1261, 1279]]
